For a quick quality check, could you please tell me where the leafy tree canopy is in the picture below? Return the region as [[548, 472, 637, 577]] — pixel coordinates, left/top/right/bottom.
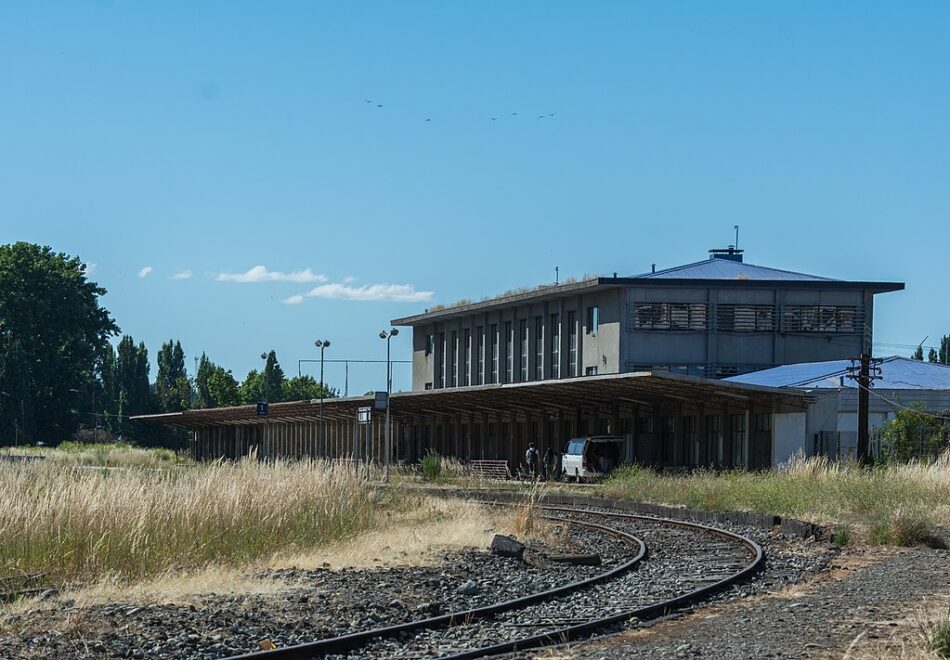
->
[[0, 242, 118, 443], [284, 375, 337, 402]]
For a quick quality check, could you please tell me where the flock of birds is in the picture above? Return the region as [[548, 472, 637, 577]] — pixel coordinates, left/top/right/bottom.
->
[[363, 99, 556, 123]]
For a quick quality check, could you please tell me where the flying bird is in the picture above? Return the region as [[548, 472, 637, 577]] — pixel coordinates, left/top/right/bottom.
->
[[364, 99, 372, 103], [426, 118, 432, 122], [511, 112, 518, 116], [490, 117, 497, 121], [376, 104, 383, 108], [537, 115, 545, 119], [548, 113, 557, 117]]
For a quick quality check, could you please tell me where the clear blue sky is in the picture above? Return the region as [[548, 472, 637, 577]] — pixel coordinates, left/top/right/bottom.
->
[[1, 2, 947, 394]]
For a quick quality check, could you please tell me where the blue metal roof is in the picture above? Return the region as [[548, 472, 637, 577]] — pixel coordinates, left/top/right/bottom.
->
[[726, 357, 950, 390], [633, 258, 835, 282]]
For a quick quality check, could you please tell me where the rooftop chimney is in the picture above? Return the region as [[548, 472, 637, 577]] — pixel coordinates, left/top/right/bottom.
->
[[708, 246, 744, 263]]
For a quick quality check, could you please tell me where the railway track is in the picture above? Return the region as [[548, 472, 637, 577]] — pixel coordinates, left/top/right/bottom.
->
[[229, 505, 762, 660]]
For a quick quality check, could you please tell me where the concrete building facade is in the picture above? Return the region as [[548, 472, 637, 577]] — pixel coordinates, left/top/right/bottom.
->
[[394, 249, 903, 391]]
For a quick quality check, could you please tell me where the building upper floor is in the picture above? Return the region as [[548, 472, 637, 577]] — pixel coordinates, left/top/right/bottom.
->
[[392, 248, 903, 392]]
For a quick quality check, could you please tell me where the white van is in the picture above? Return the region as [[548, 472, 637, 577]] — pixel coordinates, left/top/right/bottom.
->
[[561, 435, 624, 481]]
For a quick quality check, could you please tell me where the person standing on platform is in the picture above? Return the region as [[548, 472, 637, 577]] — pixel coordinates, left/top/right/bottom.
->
[[525, 442, 539, 479]]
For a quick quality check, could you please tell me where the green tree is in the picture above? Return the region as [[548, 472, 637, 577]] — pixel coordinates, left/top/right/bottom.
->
[[940, 335, 950, 365], [239, 352, 287, 404], [95, 343, 119, 435], [116, 336, 154, 439], [912, 345, 924, 361], [284, 375, 337, 401], [195, 352, 214, 408], [263, 350, 286, 402], [239, 370, 266, 405], [207, 367, 241, 407], [156, 339, 191, 412], [929, 347, 940, 363], [194, 352, 240, 408], [878, 404, 950, 462], [0, 243, 118, 444]]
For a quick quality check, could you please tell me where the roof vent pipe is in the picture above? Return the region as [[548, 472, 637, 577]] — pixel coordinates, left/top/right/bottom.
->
[[651, 264, 656, 273]]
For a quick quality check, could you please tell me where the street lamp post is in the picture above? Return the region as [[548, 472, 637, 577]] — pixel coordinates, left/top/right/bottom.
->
[[314, 340, 331, 457], [261, 351, 270, 460], [378, 328, 399, 482]]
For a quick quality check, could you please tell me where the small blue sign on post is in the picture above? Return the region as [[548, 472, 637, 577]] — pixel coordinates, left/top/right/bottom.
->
[[256, 402, 269, 417]]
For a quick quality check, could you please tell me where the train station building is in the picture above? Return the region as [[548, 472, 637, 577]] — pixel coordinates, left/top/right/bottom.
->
[[137, 248, 903, 471]]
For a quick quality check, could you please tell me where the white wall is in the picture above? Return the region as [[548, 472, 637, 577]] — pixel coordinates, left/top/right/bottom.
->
[[773, 412, 807, 467]]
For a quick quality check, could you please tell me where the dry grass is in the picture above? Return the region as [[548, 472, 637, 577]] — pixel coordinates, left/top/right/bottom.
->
[[0, 458, 387, 584], [603, 451, 950, 545], [1, 442, 190, 468], [0, 495, 504, 612], [843, 596, 950, 659], [271, 496, 499, 571]]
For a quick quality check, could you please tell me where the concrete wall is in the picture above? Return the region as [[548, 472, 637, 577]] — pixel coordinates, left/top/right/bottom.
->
[[408, 282, 876, 391], [621, 286, 868, 377], [410, 288, 622, 391], [773, 412, 807, 466]]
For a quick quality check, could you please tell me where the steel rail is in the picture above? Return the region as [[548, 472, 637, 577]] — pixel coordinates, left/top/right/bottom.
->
[[440, 506, 764, 659], [227, 515, 647, 660]]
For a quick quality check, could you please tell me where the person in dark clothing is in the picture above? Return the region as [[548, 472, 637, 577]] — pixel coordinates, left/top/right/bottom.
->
[[525, 443, 539, 479], [543, 446, 556, 480]]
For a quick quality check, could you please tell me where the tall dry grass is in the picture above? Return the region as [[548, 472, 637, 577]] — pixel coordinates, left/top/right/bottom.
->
[[603, 451, 950, 543], [0, 459, 387, 584], [1, 442, 190, 468]]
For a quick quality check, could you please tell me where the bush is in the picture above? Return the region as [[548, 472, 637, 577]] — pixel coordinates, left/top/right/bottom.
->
[[831, 527, 851, 547], [421, 450, 441, 481], [932, 622, 950, 657], [890, 508, 931, 547], [877, 405, 950, 463]]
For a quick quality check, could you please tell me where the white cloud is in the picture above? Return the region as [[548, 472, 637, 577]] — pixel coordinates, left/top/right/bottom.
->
[[170, 269, 193, 280], [138, 266, 153, 278], [305, 282, 434, 303], [215, 266, 327, 284], [282, 294, 304, 305]]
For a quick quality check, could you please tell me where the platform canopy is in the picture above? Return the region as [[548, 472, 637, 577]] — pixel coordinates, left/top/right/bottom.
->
[[134, 371, 807, 429]]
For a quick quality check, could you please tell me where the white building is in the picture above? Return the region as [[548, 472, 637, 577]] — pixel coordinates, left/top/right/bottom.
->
[[727, 357, 950, 463]]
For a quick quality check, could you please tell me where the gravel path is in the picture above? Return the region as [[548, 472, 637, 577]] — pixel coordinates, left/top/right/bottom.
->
[[554, 545, 950, 659], [0, 522, 625, 659]]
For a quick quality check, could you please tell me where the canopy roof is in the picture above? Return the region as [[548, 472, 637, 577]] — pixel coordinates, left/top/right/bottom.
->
[[134, 371, 806, 429]]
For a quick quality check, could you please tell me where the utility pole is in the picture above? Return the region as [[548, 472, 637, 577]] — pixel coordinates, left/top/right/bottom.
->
[[848, 347, 882, 464], [856, 353, 870, 464]]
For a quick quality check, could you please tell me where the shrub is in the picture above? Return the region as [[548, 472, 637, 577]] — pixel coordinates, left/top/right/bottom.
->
[[421, 450, 441, 481], [932, 622, 950, 657], [890, 508, 932, 547], [831, 527, 851, 547]]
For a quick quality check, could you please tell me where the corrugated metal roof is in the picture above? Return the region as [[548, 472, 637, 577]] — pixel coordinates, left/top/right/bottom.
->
[[634, 258, 835, 282], [726, 357, 950, 390]]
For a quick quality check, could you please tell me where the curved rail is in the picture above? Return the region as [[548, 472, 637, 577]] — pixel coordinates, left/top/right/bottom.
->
[[439, 506, 764, 658], [228, 514, 647, 659]]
